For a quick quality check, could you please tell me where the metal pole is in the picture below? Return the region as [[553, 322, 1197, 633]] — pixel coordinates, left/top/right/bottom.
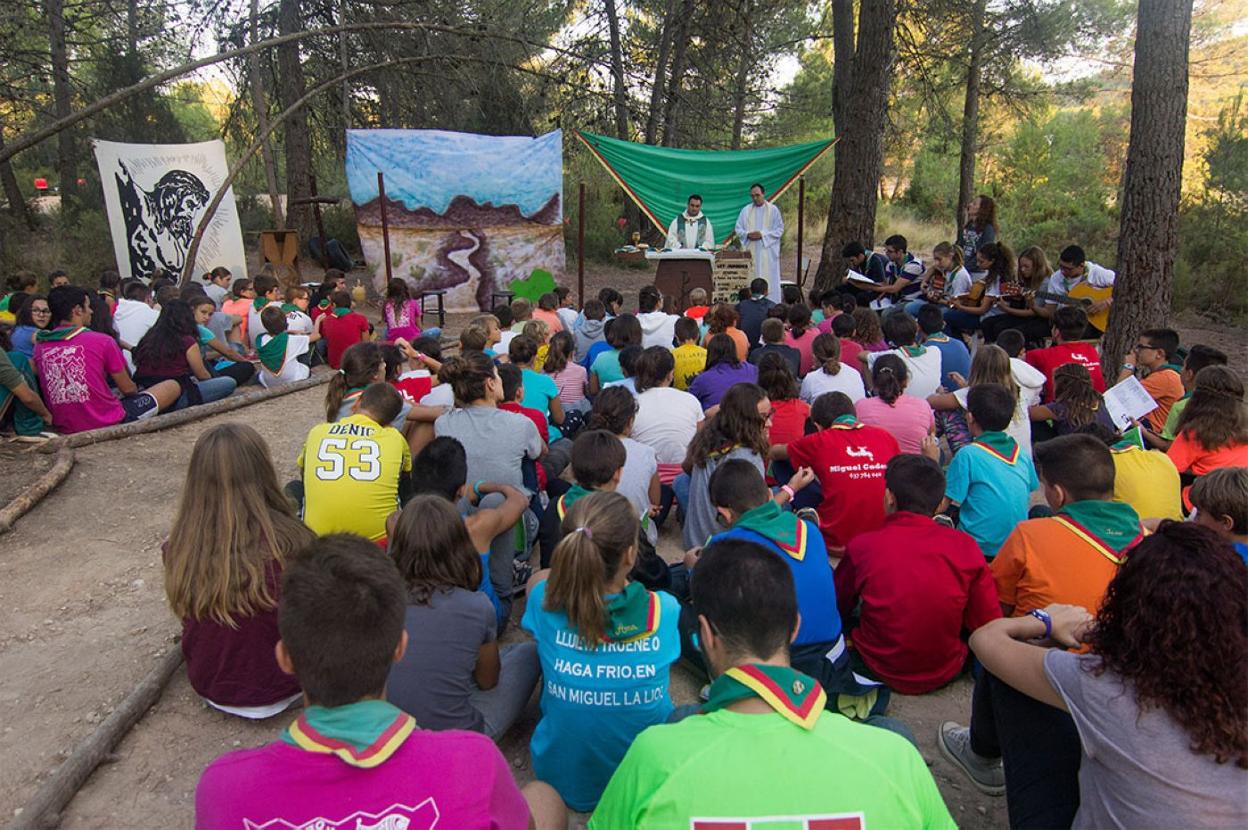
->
[[577, 181, 586, 303], [796, 176, 805, 285], [378, 171, 393, 282]]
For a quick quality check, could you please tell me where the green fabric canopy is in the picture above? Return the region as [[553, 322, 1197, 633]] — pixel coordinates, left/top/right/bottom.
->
[[576, 131, 835, 245]]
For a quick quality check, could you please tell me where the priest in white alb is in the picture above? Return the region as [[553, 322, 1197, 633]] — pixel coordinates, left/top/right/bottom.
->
[[665, 194, 715, 250], [735, 183, 784, 302]]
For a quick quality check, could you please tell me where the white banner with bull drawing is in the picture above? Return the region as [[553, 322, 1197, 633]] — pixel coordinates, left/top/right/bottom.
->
[[93, 138, 247, 282]]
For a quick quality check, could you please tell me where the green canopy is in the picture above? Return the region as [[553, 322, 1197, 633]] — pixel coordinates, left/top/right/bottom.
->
[[576, 131, 835, 245]]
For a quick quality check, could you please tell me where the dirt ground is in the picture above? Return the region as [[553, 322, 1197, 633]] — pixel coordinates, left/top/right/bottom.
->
[[0, 251, 1242, 828]]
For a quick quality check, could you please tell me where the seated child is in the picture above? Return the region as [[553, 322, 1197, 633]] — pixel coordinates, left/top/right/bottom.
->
[[325, 342, 418, 433], [195, 534, 539, 830], [801, 332, 866, 404], [522, 491, 681, 813], [838, 454, 1000, 694], [1165, 366, 1248, 478], [917, 302, 971, 392], [590, 314, 643, 393], [1028, 363, 1114, 437], [297, 382, 412, 542], [509, 333, 565, 440], [384, 336, 443, 405], [254, 305, 319, 387], [246, 274, 282, 348], [748, 317, 801, 376], [1142, 344, 1227, 451], [942, 384, 1039, 559], [588, 386, 662, 540], [319, 289, 372, 369], [165, 423, 312, 718], [669, 316, 706, 390], [1116, 327, 1184, 431], [1189, 467, 1248, 563], [682, 286, 709, 323], [533, 291, 565, 333], [573, 298, 607, 364], [0, 334, 52, 436], [493, 304, 517, 354], [381, 277, 425, 341], [831, 310, 864, 378], [385, 494, 540, 738], [543, 330, 588, 411], [554, 284, 578, 333], [590, 538, 954, 829], [220, 278, 255, 344], [496, 363, 558, 490], [1080, 422, 1183, 521], [282, 286, 315, 335], [188, 294, 255, 387], [1025, 305, 1106, 401], [539, 429, 625, 566], [773, 391, 900, 553]]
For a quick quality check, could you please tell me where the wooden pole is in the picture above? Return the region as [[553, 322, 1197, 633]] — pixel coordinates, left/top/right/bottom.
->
[[0, 446, 74, 535], [577, 182, 586, 303], [796, 176, 805, 285], [378, 171, 393, 282], [310, 175, 328, 258]]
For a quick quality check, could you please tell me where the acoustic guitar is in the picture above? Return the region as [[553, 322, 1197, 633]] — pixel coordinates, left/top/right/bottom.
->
[[1033, 284, 1113, 331]]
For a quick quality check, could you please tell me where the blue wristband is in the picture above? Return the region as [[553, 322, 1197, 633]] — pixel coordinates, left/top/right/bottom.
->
[[472, 480, 484, 500], [1029, 609, 1053, 639]]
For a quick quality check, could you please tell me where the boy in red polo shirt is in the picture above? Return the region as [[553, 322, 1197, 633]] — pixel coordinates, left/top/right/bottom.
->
[[1025, 306, 1105, 401], [772, 391, 900, 553], [837, 454, 1000, 694], [319, 289, 371, 369]]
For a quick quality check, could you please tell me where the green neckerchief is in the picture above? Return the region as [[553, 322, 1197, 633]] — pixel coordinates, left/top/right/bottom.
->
[[317, 298, 331, 310], [252, 297, 272, 312], [280, 303, 301, 314], [603, 581, 661, 643], [703, 663, 826, 730], [555, 483, 594, 520], [332, 306, 352, 317], [924, 333, 951, 344], [257, 331, 290, 372], [733, 500, 798, 549], [1159, 362, 1184, 375], [35, 325, 86, 342], [972, 430, 1019, 463], [831, 414, 859, 428], [0, 294, 10, 313], [1055, 499, 1144, 557], [1112, 426, 1145, 451], [282, 699, 415, 769], [676, 213, 708, 248], [900, 344, 927, 357]]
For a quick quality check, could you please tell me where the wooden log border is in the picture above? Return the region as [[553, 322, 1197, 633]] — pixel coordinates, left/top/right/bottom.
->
[[0, 446, 75, 536], [8, 650, 184, 830]]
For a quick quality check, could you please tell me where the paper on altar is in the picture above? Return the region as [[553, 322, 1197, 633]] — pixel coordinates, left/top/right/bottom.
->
[[1103, 376, 1158, 430]]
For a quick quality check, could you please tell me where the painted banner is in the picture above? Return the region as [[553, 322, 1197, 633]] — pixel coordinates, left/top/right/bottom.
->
[[93, 138, 246, 281], [346, 129, 564, 312]]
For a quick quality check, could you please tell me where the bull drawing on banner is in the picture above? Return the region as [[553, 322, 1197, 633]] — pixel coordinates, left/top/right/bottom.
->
[[115, 161, 210, 279]]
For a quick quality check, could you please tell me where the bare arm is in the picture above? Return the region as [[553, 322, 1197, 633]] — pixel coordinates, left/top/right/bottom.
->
[[969, 605, 1093, 711], [927, 392, 961, 411], [13, 382, 52, 423], [548, 395, 565, 426], [473, 641, 501, 690], [464, 483, 529, 552], [110, 369, 139, 396]]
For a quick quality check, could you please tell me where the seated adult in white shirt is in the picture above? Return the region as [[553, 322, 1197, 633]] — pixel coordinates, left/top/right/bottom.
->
[[636, 285, 679, 348], [861, 312, 943, 400], [1035, 244, 1115, 334], [665, 195, 715, 250]]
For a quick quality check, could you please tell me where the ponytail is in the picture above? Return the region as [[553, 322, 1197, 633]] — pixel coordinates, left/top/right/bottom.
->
[[544, 492, 639, 647], [872, 353, 907, 405], [812, 332, 842, 377], [543, 330, 573, 374], [933, 241, 964, 272], [325, 342, 384, 421]]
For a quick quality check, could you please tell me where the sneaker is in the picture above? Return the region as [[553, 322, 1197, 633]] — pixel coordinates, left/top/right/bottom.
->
[[933, 514, 956, 529], [794, 507, 820, 525], [937, 722, 1005, 796]]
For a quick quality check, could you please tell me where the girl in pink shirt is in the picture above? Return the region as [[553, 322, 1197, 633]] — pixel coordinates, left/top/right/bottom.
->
[[856, 353, 934, 454], [543, 331, 588, 409], [783, 304, 819, 376]]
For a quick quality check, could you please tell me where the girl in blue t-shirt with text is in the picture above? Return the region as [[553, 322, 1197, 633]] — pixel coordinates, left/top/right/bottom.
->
[[521, 491, 681, 812]]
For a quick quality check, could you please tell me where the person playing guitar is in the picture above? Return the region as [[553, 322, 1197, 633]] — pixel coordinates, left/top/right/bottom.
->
[[905, 241, 972, 316], [1034, 244, 1115, 337], [980, 245, 1054, 345], [944, 242, 1013, 341]]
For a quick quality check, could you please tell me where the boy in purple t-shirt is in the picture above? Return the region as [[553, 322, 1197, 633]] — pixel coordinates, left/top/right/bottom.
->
[[33, 286, 180, 434], [195, 534, 564, 830]]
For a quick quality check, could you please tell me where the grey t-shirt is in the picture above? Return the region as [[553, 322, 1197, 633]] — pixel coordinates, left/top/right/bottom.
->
[[387, 587, 496, 733], [682, 447, 765, 549], [618, 436, 659, 545], [1044, 649, 1248, 829], [435, 405, 542, 493]]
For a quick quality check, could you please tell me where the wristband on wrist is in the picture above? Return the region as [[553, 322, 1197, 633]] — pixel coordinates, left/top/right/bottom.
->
[[472, 480, 485, 500], [1028, 608, 1053, 639], [1121, 362, 1135, 371], [780, 484, 796, 501]]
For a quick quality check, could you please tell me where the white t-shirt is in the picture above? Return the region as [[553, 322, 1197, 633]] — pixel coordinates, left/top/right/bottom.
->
[[285, 309, 314, 335], [954, 383, 1034, 462], [1040, 261, 1116, 307], [556, 307, 578, 333], [1011, 357, 1046, 410], [255, 334, 311, 387], [248, 300, 280, 348], [497, 330, 517, 355], [631, 386, 704, 465], [618, 436, 659, 545], [800, 364, 867, 404], [419, 384, 455, 408], [113, 298, 159, 350], [866, 347, 943, 400]]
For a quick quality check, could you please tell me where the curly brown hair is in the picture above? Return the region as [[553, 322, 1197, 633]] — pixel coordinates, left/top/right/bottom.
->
[[1084, 521, 1247, 767], [1175, 365, 1247, 451], [688, 383, 770, 468], [1052, 363, 1104, 428], [706, 303, 739, 334]]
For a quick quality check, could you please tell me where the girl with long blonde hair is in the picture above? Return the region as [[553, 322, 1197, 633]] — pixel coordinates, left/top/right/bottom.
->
[[521, 491, 680, 812], [163, 422, 314, 717], [929, 344, 1033, 457]]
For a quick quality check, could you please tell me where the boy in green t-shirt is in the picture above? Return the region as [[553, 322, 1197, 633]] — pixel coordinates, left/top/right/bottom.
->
[[590, 537, 955, 830]]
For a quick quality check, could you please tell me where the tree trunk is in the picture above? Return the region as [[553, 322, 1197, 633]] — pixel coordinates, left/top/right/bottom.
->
[[814, 0, 897, 293], [644, 0, 679, 145], [605, 0, 630, 139], [954, 0, 986, 244], [830, 0, 855, 132], [47, 0, 76, 207], [729, 0, 756, 150], [338, 0, 350, 156], [1100, 0, 1193, 377], [0, 132, 33, 229], [276, 0, 315, 246], [251, 0, 285, 228], [661, 0, 696, 147]]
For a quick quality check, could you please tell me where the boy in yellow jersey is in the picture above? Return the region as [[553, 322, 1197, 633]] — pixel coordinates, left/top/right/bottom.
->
[[670, 316, 706, 391], [297, 383, 412, 542]]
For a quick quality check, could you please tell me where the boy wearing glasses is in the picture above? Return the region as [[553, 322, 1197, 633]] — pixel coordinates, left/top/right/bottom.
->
[[1117, 328, 1184, 431]]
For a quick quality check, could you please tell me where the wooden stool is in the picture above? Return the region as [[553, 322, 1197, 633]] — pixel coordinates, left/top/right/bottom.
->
[[257, 229, 301, 288], [419, 290, 446, 327]]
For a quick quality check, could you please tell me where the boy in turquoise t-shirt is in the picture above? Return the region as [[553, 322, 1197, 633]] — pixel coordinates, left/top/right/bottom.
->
[[591, 537, 955, 830], [942, 384, 1038, 559]]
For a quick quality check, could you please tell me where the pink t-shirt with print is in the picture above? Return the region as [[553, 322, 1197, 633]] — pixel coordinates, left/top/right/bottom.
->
[[33, 329, 128, 434], [855, 394, 935, 455]]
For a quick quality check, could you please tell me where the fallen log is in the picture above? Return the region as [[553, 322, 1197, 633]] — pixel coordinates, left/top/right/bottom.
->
[[39, 373, 331, 454], [9, 649, 184, 830], [0, 446, 74, 535]]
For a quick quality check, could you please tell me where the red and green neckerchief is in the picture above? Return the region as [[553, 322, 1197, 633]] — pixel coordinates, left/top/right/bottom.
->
[[1111, 426, 1145, 452], [704, 664, 826, 730], [554, 483, 594, 520], [341, 385, 368, 411], [829, 413, 861, 430], [35, 325, 87, 342], [1053, 500, 1144, 565], [732, 500, 809, 561], [603, 582, 662, 643], [971, 430, 1020, 464], [256, 332, 290, 373], [280, 302, 302, 315], [282, 699, 415, 769]]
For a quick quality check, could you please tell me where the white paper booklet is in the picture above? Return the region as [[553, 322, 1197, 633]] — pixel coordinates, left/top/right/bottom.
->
[[1103, 375, 1158, 430], [846, 268, 881, 285]]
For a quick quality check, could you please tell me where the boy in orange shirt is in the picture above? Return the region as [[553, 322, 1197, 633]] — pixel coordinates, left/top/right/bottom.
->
[[1117, 327, 1183, 431]]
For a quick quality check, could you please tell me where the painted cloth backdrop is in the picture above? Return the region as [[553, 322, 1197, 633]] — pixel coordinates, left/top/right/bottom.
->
[[576, 131, 835, 245], [94, 139, 247, 282], [346, 129, 564, 312]]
